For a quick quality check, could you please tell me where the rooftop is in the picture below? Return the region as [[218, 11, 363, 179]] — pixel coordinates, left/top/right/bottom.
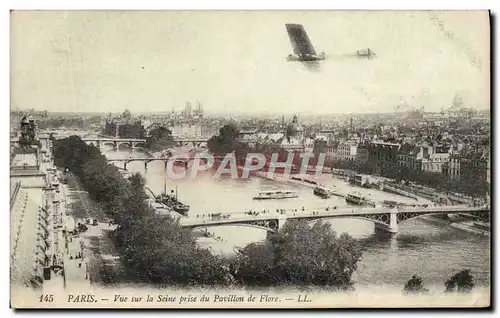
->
[[12, 153, 38, 167]]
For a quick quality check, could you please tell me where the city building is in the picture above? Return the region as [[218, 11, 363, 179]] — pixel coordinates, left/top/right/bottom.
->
[[368, 141, 401, 176], [335, 140, 358, 161], [397, 143, 422, 171], [459, 147, 489, 183], [10, 116, 51, 288], [355, 141, 370, 165], [421, 149, 450, 174], [446, 152, 461, 180]]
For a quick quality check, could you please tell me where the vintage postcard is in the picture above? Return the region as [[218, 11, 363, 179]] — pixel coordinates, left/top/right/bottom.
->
[[10, 10, 491, 308]]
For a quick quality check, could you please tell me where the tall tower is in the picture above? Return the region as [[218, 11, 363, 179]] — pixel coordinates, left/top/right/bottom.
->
[[185, 101, 192, 118], [19, 114, 37, 148], [20, 116, 30, 146]]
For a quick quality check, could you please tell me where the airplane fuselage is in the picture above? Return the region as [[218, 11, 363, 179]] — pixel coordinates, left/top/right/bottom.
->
[[287, 52, 326, 62]]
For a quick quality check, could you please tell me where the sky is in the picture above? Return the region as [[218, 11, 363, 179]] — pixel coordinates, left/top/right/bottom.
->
[[10, 11, 490, 115]]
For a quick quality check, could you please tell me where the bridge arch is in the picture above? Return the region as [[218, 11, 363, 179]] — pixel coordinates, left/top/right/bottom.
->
[[189, 223, 277, 233], [305, 215, 391, 228], [117, 141, 132, 148], [102, 141, 115, 148], [133, 142, 147, 148], [144, 158, 169, 165]]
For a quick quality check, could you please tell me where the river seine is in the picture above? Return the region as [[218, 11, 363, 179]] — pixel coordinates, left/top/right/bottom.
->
[[105, 148, 490, 290]]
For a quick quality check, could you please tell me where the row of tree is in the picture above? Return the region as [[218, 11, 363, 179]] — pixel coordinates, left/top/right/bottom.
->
[[53, 136, 231, 286], [397, 167, 488, 198], [53, 135, 364, 289], [103, 120, 147, 139]]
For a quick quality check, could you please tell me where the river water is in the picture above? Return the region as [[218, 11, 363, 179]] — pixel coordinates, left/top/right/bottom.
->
[[105, 148, 490, 290]]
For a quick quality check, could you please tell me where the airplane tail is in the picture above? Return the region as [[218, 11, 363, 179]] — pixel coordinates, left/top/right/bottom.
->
[[285, 24, 317, 56]]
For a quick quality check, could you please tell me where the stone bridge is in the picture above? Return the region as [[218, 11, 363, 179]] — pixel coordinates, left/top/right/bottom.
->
[[172, 137, 209, 148], [82, 138, 147, 149]]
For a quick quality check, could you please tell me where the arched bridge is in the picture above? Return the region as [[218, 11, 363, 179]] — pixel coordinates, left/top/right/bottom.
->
[[180, 205, 490, 234], [172, 137, 209, 148], [82, 138, 147, 149], [108, 155, 227, 170]]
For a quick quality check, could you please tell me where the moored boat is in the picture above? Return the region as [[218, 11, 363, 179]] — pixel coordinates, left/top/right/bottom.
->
[[253, 190, 298, 200], [313, 185, 332, 198], [173, 202, 190, 214], [345, 191, 376, 207]]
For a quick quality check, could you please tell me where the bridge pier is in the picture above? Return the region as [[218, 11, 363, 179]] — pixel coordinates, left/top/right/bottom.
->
[[144, 162, 148, 171], [123, 162, 128, 171], [374, 212, 398, 234], [266, 231, 275, 240]]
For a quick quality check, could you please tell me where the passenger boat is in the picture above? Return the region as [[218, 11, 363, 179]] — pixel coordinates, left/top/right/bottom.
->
[[382, 200, 398, 208], [313, 185, 332, 198], [345, 191, 376, 207], [153, 180, 190, 216], [253, 190, 298, 200]]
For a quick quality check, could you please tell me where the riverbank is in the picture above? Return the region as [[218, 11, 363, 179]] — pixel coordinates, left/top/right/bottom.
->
[[419, 215, 490, 237]]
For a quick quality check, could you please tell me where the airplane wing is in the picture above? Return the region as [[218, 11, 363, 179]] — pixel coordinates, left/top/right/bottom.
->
[[285, 24, 317, 56]]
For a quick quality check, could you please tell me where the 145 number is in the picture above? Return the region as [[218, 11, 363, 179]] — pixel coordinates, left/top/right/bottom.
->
[[39, 294, 54, 302]]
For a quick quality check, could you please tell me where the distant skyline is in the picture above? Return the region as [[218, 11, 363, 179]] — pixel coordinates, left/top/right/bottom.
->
[[11, 11, 490, 115]]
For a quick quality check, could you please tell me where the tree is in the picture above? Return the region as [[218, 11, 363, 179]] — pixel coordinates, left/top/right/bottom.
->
[[145, 126, 173, 151], [403, 275, 428, 295], [445, 269, 474, 293], [233, 219, 362, 290], [207, 124, 240, 155]]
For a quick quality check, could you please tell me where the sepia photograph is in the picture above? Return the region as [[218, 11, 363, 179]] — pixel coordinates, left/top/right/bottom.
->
[[9, 10, 491, 308]]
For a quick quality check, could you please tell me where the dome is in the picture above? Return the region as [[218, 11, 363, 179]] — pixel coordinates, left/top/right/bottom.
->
[[291, 115, 303, 132]]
